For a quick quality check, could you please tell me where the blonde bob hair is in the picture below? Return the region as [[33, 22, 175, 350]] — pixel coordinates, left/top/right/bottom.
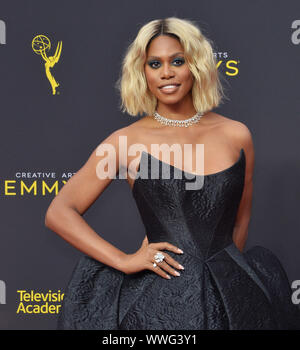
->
[[115, 17, 227, 117]]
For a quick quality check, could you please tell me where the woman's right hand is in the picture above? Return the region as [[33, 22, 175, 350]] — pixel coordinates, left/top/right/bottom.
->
[[121, 236, 185, 279]]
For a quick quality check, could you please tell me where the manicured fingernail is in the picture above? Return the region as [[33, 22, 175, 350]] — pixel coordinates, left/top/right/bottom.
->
[[166, 274, 171, 279], [174, 271, 180, 276], [178, 264, 184, 270], [177, 248, 183, 253]]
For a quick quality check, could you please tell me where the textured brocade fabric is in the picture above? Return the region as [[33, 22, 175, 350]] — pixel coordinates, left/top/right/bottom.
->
[[57, 148, 300, 330]]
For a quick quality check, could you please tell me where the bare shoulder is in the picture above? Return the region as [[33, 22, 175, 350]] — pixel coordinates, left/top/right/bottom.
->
[[214, 113, 255, 179], [213, 113, 254, 151], [126, 115, 157, 131], [118, 115, 159, 143], [94, 120, 148, 159], [91, 117, 152, 161], [98, 122, 139, 148], [106, 116, 149, 136]]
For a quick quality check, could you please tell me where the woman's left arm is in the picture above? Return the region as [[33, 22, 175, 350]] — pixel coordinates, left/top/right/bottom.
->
[[230, 121, 255, 252]]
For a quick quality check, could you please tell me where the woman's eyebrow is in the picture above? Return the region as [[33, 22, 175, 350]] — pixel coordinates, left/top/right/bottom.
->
[[147, 51, 184, 59]]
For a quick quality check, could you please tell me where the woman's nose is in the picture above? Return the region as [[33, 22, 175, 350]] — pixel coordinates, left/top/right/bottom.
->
[[161, 64, 175, 78]]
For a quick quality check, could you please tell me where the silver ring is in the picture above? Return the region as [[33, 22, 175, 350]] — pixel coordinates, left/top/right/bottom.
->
[[153, 262, 157, 268], [154, 251, 165, 264]]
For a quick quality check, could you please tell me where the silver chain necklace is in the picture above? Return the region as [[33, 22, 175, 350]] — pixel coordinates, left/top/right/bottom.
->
[[153, 110, 204, 127]]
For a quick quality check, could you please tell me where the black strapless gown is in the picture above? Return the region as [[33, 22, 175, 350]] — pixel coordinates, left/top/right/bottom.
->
[[57, 148, 300, 330]]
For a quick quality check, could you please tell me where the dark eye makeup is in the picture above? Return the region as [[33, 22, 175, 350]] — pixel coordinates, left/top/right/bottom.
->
[[147, 57, 185, 69]]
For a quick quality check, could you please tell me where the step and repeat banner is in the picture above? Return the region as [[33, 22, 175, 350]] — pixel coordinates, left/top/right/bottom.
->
[[0, 0, 300, 330]]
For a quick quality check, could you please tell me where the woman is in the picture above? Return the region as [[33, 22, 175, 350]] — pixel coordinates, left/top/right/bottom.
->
[[45, 17, 300, 330]]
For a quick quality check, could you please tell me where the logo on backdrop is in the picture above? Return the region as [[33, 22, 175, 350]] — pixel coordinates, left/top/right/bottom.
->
[[32, 35, 62, 95], [291, 20, 300, 44], [0, 20, 6, 45], [16, 290, 64, 314], [0, 280, 6, 304], [214, 52, 239, 76]]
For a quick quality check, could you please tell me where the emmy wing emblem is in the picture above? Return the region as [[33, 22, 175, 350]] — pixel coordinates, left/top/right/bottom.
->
[[32, 35, 62, 95]]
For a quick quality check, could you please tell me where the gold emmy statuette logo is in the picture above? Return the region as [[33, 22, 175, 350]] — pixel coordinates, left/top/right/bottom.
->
[[32, 35, 62, 95]]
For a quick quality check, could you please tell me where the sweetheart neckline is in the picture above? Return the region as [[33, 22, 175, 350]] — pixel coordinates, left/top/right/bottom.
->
[[131, 148, 245, 193]]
